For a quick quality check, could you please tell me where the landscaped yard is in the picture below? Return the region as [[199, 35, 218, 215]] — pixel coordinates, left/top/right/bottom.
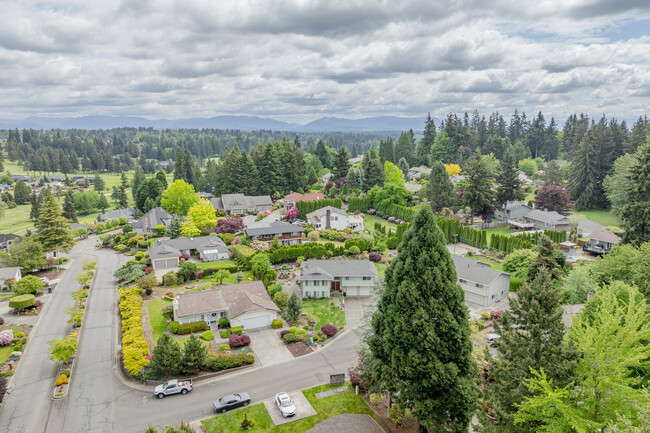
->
[[0, 326, 23, 364], [203, 270, 255, 284], [197, 260, 237, 270], [302, 300, 346, 332], [483, 226, 515, 242], [364, 214, 398, 231], [147, 298, 210, 347], [575, 208, 621, 227], [373, 262, 387, 277], [201, 383, 376, 433]]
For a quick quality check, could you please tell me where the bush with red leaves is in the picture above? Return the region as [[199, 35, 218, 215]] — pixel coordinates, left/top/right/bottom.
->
[[368, 252, 382, 262], [490, 310, 503, 321], [213, 217, 245, 234], [321, 324, 338, 337], [180, 253, 190, 260], [228, 334, 251, 348], [280, 330, 290, 338], [144, 266, 153, 274]]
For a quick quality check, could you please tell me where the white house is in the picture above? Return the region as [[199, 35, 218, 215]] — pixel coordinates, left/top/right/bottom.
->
[[451, 255, 510, 307], [149, 236, 229, 271], [300, 259, 378, 298], [0, 267, 22, 289], [306, 206, 349, 231], [172, 281, 279, 330]]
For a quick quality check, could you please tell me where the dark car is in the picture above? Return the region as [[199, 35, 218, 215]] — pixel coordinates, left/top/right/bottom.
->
[[213, 392, 251, 413]]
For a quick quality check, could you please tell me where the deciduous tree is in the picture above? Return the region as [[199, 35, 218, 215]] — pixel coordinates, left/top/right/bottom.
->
[[0, 237, 46, 273], [533, 185, 571, 214], [161, 180, 198, 216], [186, 198, 217, 233]]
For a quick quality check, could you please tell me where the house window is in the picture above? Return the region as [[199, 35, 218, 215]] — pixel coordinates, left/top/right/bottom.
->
[[459, 278, 467, 283], [491, 294, 495, 299], [322, 291, 327, 298], [344, 276, 350, 280], [313, 280, 320, 286], [362, 276, 371, 281], [220, 312, 226, 318], [501, 290, 505, 295], [332, 216, 338, 221], [475, 283, 484, 288]]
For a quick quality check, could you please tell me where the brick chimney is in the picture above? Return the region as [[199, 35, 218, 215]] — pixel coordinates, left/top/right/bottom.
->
[[325, 208, 331, 230]]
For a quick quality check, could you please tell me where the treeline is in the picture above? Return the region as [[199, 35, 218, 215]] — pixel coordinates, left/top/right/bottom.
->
[[489, 230, 567, 253]]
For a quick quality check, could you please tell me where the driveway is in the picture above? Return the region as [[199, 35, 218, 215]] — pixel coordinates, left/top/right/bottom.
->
[[155, 266, 179, 281], [263, 390, 317, 426], [247, 327, 293, 367], [343, 296, 377, 329]]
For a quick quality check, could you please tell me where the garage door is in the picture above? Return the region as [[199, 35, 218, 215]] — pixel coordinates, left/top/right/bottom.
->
[[166, 259, 177, 267], [465, 292, 485, 305], [243, 315, 271, 330]]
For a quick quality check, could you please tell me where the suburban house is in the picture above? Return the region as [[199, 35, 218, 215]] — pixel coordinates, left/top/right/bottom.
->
[[210, 194, 273, 215], [133, 206, 173, 235], [172, 281, 279, 330], [11, 175, 31, 182], [0, 233, 22, 252], [0, 267, 22, 288], [494, 201, 532, 221], [407, 166, 431, 181], [244, 221, 304, 246], [149, 236, 229, 270], [0, 183, 12, 192], [299, 259, 378, 298], [405, 183, 422, 194], [451, 255, 510, 307], [583, 228, 622, 255], [577, 218, 604, 237], [281, 192, 324, 211], [521, 209, 570, 231], [306, 206, 350, 231], [97, 208, 138, 223]]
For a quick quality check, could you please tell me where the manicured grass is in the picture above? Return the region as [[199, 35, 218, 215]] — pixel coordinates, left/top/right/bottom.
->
[[0, 293, 13, 300], [147, 298, 171, 343], [302, 299, 346, 331], [374, 262, 386, 277], [575, 209, 621, 227], [201, 383, 376, 433], [483, 226, 515, 242], [364, 214, 397, 231], [314, 240, 345, 247], [197, 260, 237, 270], [203, 271, 256, 285], [524, 192, 535, 203], [0, 326, 23, 364]]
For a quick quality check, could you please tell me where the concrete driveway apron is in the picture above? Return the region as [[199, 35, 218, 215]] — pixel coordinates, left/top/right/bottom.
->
[[247, 327, 294, 367]]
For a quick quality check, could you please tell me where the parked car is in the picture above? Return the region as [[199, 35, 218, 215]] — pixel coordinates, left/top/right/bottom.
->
[[154, 379, 193, 398], [486, 333, 501, 345], [213, 392, 251, 413], [40, 277, 50, 284], [275, 392, 296, 417]]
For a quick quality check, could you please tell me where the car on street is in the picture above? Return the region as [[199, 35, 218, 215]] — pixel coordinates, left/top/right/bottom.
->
[[275, 392, 296, 417], [154, 379, 193, 398], [40, 277, 49, 285], [486, 333, 501, 345], [213, 392, 251, 413]]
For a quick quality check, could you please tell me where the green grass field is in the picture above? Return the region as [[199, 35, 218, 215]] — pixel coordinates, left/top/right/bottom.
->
[[374, 262, 386, 277], [197, 260, 237, 270], [201, 383, 376, 433], [483, 226, 515, 242], [574, 209, 621, 227], [147, 298, 209, 347], [302, 300, 346, 331], [364, 214, 397, 231]]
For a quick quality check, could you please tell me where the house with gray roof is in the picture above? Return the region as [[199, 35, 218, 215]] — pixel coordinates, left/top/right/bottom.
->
[[0, 233, 22, 252], [0, 266, 21, 288], [245, 221, 304, 246], [306, 206, 351, 231], [133, 206, 173, 235], [583, 228, 621, 255], [172, 281, 279, 330], [576, 218, 604, 237], [494, 201, 532, 221], [407, 166, 431, 181], [522, 209, 570, 231], [97, 208, 138, 223], [300, 259, 378, 298], [452, 255, 510, 307], [149, 236, 229, 270], [210, 194, 272, 216]]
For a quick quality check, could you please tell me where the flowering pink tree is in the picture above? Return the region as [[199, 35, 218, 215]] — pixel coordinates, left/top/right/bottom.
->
[[0, 330, 14, 346], [287, 206, 299, 220]]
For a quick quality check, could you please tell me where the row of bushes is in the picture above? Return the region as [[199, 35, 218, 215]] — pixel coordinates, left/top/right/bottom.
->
[[169, 321, 208, 335], [119, 287, 150, 376], [295, 198, 342, 220], [233, 244, 256, 267], [205, 352, 254, 371], [348, 197, 371, 213], [489, 234, 532, 253], [371, 203, 415, 222]]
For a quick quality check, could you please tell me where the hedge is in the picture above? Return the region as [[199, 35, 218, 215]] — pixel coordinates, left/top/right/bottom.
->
[[119, 287, 150, 376], [489, 230, 567, 253], [348, 197, 371, 213], [295, 198, 342, 220], [268, 243, 328, 263], [176, 321, 207, 335], [373, 203, 415, 222], [200, 330, 214, 341], [233, 245, 256, 268], [8, 294, 36, 310], [206, 352, 254, 371]]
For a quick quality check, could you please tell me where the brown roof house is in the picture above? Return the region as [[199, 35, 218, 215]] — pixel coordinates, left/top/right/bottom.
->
[[172, 281, 280, 330], [282, 192, 324, 211], [583, 228, 622, 255]]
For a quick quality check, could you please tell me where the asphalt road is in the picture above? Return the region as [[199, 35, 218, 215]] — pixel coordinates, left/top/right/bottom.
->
[[1, 237, 366, 433]]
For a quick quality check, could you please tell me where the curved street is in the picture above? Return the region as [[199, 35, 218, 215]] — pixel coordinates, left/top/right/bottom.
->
[[0, 238, 368, 433]]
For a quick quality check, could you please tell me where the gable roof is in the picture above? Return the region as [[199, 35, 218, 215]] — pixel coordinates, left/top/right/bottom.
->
[[504, 201, 532, 212], [132, 207, 173, 232], [149, 243, 181, 259], [525, 209, 568, 224], [174, 281, 279, 318], [0, 233, 22, 244], [0, 267, 20, 281], [588, 228, 622, 244], [151, 236, 228, 254], [211, 194, 272, 211], [577, 218, 604, 236], [306, 206, 348, 220], [282, 192, 324, 202], [300, 259, 378, 281], [99, 208, 138, 221], [245, 221, 304, 237], [452, 255, 510, 286]]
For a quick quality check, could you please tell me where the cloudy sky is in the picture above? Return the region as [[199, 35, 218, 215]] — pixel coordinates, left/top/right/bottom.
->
[[1, 0, 649, 124]]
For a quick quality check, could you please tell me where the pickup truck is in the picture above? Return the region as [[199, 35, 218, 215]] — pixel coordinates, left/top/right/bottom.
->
[[154, 379, 193, 399]]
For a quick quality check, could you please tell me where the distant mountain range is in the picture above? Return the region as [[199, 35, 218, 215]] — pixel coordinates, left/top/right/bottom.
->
[[0, 115, 431, 132]]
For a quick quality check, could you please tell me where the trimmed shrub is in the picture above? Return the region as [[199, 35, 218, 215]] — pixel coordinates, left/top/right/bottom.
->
[[177, 321, 207, 335], [283, 333, 298, 343], [218, 344, 230, 351], [321, 324, 338, 337], [295, 329, 308, 336], [288, 326, 299, 334], [271, 319, 283, 329], [169, 321, 180, 334], [228, 334, 251, 348], [13, 276, 44, 296], [349, 246, 360, 255], [368, 252, 382, 262], [220, 329, 231, 338], [231, 326, 243, 335], [280, 330, 290, 338], [273, 291, 288, 310], [162, 271, 178, 287], [161, 304, 173, 320], [206, 352, 254, 371], [0, 330, 13, 346], [200, 330, 214, 341], [135, 251, 144, 261], [480, 312, 490, 320], [137, 275, 158, 291], [218, 318, 230, 328], [9, 294, 36, 310]]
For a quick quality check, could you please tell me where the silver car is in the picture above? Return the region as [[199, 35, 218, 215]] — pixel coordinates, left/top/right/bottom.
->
[[275, 392, 296, 417]]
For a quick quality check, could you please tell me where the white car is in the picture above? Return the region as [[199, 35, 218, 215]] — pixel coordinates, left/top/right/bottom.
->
[[275, 392, 296, 417], [486, 333, 501, 345]]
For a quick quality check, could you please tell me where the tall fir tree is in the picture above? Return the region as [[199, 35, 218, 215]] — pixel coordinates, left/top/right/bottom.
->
[[150, 333, 181, 378], [495, 149, 524, 217], [117, 186, 128, 209], [98, 193, 109, 214], [429, 130, 455, 164], [621, 138, 650, 245], [478, 268, 577, 433], [93, 174, 106, 192], [167, 215, 183, 239], [173, 148, 185, 182], [415, 113, 436, 166], [256, 142, 282, 195], [29, 192, 40, 220], [368, 205, 477, 432], [131, 167, 145, 206], [378, 138, 395, 163], [35, 190, 75, 253], [345, 167, 361, 190], [236, 152, 260, 196], [62, 190, 78, 222], [464, 150, 495, 221], [183, 148, 195, 186], [13, 180, 30, 205], [155, 169, 168, 190], [361, 148, 384, 192], [314, 139, 330, 169], [529, 234, 562, 281], [394, 132, 415, 164], [423, 161, 454, 213], [396, 157, 409, 177], [332, 147, 350, 180], [181, 335, 206, 375]]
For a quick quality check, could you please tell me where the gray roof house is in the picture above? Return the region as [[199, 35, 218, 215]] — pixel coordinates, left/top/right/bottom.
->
[[523, 209, 570, 231], [494, 201, 532, 221], [149, 236, 229, 270], [300, 259, 378, 298], [407, 166, 431, 181], [306, 206, 354, 231], [0, 266, 21, 287], [210, 194, 272, 215], [172, 281, 279, 330], [133, 207, 173, 235], [97, 208, 138, 223], [245, 221, 304, 246], [583, 228, 622, 255], [577, 218, 604, 237], [452, 255, 510, 307], [0, 233, 22, 252]]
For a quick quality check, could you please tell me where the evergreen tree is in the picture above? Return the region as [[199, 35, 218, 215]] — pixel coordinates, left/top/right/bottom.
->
[[495, 149, 524, 217], [237, 152, 260, 196], [150, 333, 181, 378], [98, 193, 109, 214], [621, 138, 650, 245], [120, 172, 129, 190], [394, 132, 414, 164], [173, 148, 185, 182], [429, 130, 455, 164], [529, 234, 561, 281], [111, 186, 120, 206], [285, 292, 302, 322], [63, 190, 78, 222], [80, 194, 94, 215], [314, 139, 330, 169], [396, 157, 409, 177], [542, 160, 563, 186], [35, 190, 75, 253], [332, 147, 350, 180], [117, 186, 128, 209], [378, 138, 395, 163], [415, 113, 436, 166], [368, 206, 476, 432], [346, 167, 361, 190], [13, 180, 30, 205], [155, 169, 168, 190], [183, 149, 195, 186], [181, 335, 207, 375], [29, 192, 40, 220], [361, 148, 384, 192], [479, 268, 577, 433], [464, 151, 495, 221], [423, 161, 454, 213], [131, 167, 145, 205], [93, 174, 106, 192], [167, 215, 183, 239], [256, 142, 282, 195]]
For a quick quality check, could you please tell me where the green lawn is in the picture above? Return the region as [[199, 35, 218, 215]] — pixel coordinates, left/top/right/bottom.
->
[[302, 300, 346, 331], [0, 326, 23, 364], [374, 262, 386, 277], [575, 209, 621, 227], [524, 192, 535, 203], [197, 260, 237, 270], [483, 226, 515, 242], [147, 299, 171, 343], [201, 383, 376, 433], [363, 214, 397, 231], [203, 271, 256, 285]]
